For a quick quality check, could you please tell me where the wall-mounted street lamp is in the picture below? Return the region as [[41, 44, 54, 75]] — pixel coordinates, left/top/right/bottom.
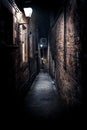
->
[[40, 44, 43, 48], [23, 7, 33, 18], [19, 7, 33, 26]]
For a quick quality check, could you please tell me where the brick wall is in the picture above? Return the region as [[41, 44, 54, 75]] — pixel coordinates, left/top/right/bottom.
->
[[0, 0, 40, 98], [48, 0, 81, 106], [0, 0, 30, 97]]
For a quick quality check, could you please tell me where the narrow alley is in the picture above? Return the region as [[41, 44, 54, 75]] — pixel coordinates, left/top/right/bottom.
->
[[0, 0, 87, 128], [16, 70, 83, 128], [19, 70, 65, 120]]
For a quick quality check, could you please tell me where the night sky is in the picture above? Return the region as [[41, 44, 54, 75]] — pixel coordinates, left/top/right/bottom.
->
[[36, 8, 50, 38]]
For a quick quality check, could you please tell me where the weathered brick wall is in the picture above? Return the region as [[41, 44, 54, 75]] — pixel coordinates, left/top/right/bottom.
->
[[0, 0, 30, 96], [13, 4, 29, 95], [0, 1, 40, 97], [48, 0, 81, 106]]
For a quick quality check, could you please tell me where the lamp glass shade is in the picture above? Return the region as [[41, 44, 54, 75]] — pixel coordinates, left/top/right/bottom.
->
[[23, 7, 33, 17], [40, 44, 43, 48]]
